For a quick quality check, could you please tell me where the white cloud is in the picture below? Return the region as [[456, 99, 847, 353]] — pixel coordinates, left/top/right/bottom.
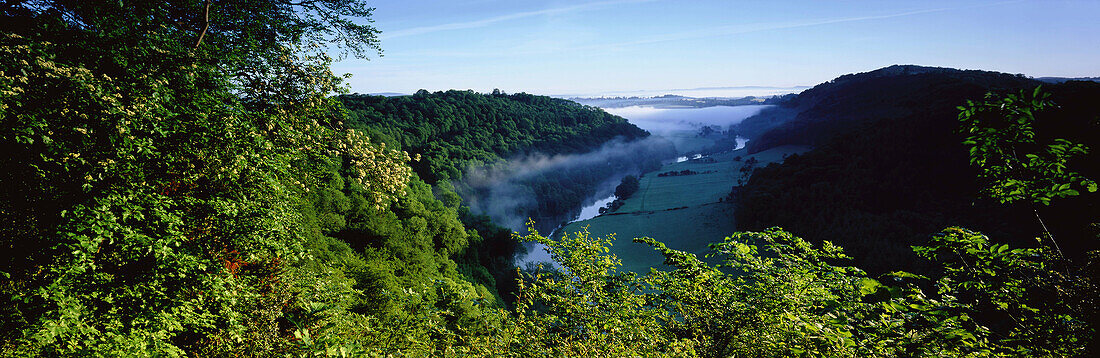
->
[[382, 1, 1023, 58], [596, 6, 952, 50], [382, 0, 658, 39]]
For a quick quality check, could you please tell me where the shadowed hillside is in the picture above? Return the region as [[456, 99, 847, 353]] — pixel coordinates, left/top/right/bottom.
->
[[735, 66, 1100, 273]]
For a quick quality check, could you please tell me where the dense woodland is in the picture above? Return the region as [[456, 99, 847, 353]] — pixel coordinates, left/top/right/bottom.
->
[[340, 91, 650, 183], [0, 0, 518, 354], [735, 66, 1100, 274], [0, 1, 1096, 356], [340, 91, 671, 231], [738, 65, 1041, 153]]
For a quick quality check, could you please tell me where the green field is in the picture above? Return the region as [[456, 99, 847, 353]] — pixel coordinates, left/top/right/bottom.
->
[[661, 131, 716, 154], [557, 144, 811, 273]]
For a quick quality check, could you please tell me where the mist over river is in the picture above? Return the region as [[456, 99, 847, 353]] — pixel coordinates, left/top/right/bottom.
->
[[515, 104, 771, 267], [605, 105, 772, 137]]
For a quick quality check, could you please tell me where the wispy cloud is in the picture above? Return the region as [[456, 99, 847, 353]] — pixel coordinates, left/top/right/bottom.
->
[[382, 0, 657, 39], [595, 1, 1023, 50], [389, 0, 1022, 58]]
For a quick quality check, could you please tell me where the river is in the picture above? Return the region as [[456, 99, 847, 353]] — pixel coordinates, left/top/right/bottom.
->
[[515, 105, 769, 267]]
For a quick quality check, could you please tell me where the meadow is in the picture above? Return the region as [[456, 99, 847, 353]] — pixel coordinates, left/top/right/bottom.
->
[[558, 144, 810, 273]]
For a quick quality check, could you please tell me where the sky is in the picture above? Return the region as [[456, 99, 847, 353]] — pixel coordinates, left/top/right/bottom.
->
[[331, 0, 1100, 96]]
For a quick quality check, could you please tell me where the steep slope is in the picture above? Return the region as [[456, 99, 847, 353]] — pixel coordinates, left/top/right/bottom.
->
[[739, 65, 1041, 153], [734, 66, 1099, 273], [341, 90, 651, 183], [341, 90, 675, 232]]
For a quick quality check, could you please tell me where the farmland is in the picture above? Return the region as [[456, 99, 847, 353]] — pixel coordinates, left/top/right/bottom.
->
[[557, 144, 810, 273]]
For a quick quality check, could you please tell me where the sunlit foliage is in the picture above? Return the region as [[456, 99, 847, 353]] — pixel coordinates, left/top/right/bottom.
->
[[1, 1, 1095, 357]]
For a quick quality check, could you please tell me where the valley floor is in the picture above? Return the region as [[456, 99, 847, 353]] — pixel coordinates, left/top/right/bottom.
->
[[558, 144, 811, 273]]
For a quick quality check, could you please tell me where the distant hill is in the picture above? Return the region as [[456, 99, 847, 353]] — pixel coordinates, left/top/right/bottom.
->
[[366, 92, 409, 97], [555, 85, 809, 100], [568, 94, 791, 109], [734, 65, 1100, 273], [738, 65, 1040, 152], [1036, 76, 1100, 84], [341, 90, 652, 182]]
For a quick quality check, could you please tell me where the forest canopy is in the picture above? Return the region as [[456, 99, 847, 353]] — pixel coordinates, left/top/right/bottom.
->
[[0, 0, 506, 354], [341, 91, 672, 232], [340, 91, 651, 183], [0, 1, 1095, 356], [735, 67, 1100, 273]]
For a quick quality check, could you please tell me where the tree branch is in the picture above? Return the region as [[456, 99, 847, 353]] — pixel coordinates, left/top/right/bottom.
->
[[193, 0, 211, 50], [283, 0, 323, 6]]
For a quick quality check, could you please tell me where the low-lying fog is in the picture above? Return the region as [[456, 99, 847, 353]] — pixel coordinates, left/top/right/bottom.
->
[[605, 105, 772, 136], [459, 136, 673, 232], [565, 87, 806, 98], [513, 104, 772, 267]]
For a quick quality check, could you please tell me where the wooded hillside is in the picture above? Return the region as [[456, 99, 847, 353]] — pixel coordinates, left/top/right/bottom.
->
[[736, 66, 1099, 273]]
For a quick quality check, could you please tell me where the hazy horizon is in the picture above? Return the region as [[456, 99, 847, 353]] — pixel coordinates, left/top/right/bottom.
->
[[363, 84, 811, 98]]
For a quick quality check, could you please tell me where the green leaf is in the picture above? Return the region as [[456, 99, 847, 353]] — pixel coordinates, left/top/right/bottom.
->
[[735, 243, 751, 255], [858, 278, 882, 295]]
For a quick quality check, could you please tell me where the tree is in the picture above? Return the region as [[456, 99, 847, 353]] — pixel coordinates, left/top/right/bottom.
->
[[614, 175, 640, 200], [0, 1, 415, 355], [958, 87, 1097, 255], [958, 87, 1097, 206], [736, 157, 758, 187]]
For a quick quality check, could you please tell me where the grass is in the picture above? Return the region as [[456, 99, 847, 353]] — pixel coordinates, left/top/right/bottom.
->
[[662, 131, 716, 155], [558, 203, 737, 273], [556, 144, 811, 273]]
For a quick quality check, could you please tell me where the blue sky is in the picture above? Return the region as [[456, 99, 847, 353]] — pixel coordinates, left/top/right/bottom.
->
[[331, 0, 1100, 96]]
